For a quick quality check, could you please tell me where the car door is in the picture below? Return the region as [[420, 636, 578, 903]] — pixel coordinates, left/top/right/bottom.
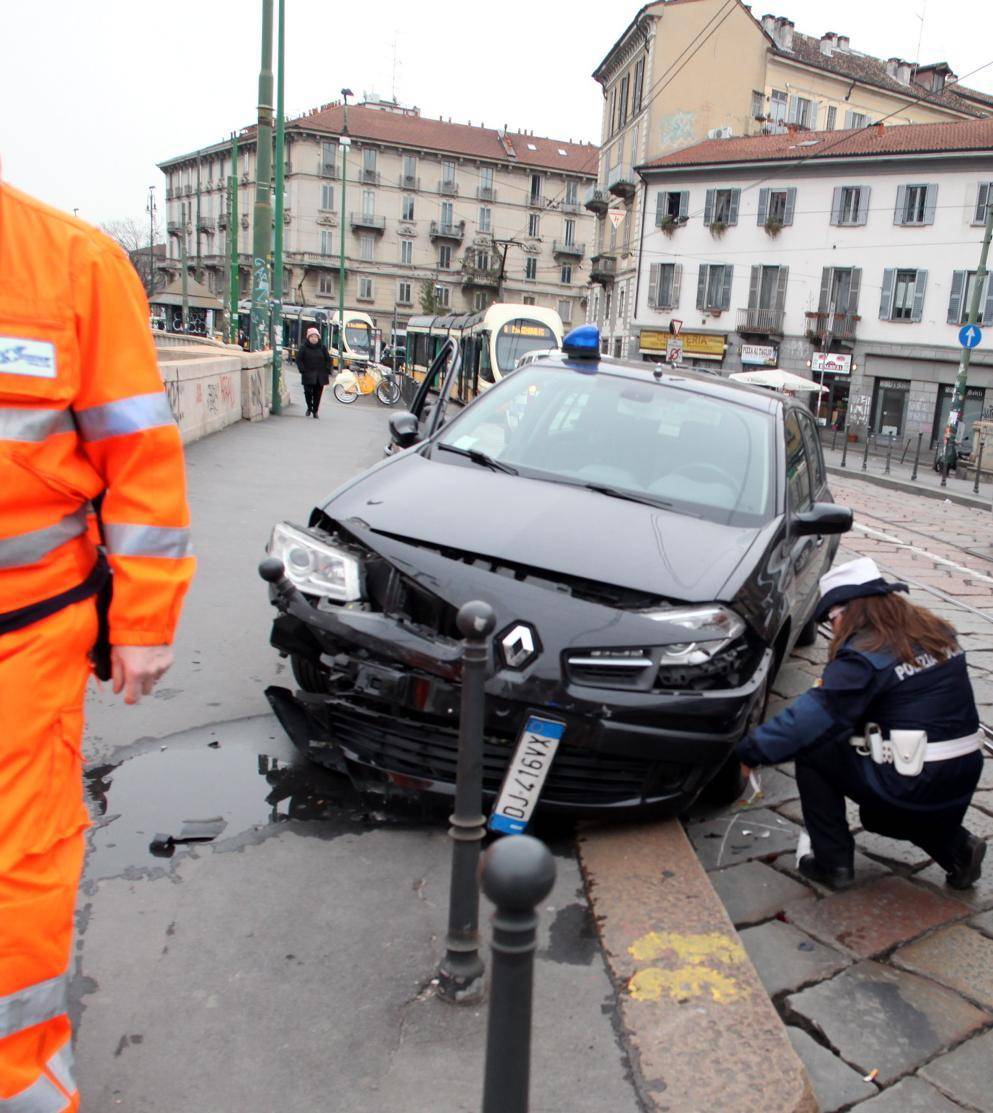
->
[[797, 408, 838, 581], [783, 408, 821, 628]]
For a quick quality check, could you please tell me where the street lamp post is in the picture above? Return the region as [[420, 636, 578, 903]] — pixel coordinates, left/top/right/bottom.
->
[[250, 0, 275, 352], [146, 185, 156, 298], [270, 0, 285, 413], [229, 133, 239, 344], [337, 88, 353, 370]]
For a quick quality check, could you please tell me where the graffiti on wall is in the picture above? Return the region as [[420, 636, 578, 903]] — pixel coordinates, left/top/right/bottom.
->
[[847, 393, 871, 426], [164, 379, 185, 423]]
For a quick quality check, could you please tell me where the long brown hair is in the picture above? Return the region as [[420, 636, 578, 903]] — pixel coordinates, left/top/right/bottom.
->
[[829, 593, 959, 665]]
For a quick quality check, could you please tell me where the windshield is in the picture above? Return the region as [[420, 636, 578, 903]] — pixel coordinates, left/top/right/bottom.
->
[[345, 322, 372, 355], [494, 319, 557, 376], [435, 366, 774, 526]]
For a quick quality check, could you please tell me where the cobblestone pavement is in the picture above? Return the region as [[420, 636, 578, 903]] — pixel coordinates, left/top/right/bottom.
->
[[688, 471, 993, 1112]]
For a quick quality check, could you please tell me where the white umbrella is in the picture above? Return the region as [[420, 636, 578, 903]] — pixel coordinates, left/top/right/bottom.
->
[[729, 368, 827, 393]]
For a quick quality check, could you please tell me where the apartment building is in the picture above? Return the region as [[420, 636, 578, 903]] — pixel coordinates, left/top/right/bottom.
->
[[157, 98, 597, 337], [587, 0, 993, 358], [633, 118, 993, 446]]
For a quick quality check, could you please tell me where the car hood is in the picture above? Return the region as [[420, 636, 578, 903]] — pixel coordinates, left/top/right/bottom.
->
[[328, 453, 766, 602]]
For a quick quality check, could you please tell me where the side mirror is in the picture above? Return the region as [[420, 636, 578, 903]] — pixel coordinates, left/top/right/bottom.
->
[[389, 411, 419, 449], [794, 502, 853, 537]]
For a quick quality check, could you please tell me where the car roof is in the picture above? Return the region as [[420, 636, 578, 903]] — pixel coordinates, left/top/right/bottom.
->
[[526, 351, 783, 415]]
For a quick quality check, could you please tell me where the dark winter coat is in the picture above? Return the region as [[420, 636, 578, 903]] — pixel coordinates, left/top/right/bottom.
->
[[296, 340, 332, 386]]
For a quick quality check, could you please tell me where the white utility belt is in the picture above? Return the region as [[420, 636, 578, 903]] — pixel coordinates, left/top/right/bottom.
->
[[850, 725, 981, 777]]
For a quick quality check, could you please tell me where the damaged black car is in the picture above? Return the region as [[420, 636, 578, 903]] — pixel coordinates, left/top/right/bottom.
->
[[262, 329, 851, 828]]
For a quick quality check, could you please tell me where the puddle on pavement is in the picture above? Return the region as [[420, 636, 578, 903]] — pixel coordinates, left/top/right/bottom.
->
[[83, 720, 382, 880]]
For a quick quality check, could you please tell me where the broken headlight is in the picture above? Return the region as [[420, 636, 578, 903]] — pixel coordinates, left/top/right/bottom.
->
[[639, 604, 746, 666], [269, 522, 362, 602]]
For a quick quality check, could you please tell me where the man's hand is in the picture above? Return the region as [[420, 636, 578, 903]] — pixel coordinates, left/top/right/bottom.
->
[[110, 645, 174, 704]]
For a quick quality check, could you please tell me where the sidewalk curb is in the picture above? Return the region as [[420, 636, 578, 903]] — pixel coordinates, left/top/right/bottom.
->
[[827, 464, 991, 510], [578, 820, 816, 1113]]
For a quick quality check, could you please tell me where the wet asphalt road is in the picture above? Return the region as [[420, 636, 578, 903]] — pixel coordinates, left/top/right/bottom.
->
[[75, 384, 641, 1113]]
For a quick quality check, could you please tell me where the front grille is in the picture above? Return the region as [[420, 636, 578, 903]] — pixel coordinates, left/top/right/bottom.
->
[[564, 653, 655, 690], [324, 701, 685, 807]]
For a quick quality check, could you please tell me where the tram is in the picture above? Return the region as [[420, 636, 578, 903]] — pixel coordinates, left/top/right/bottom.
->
[[236, 303, 375, 367]]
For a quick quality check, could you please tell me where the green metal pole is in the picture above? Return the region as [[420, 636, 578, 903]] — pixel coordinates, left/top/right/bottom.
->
[[338, 125, 350, 370], [229, 134, 240, 343], [943, 197, 993, 473], [250, 0, 274, 352], [270, 0, 285, 413], [180, 202, 190, 332]]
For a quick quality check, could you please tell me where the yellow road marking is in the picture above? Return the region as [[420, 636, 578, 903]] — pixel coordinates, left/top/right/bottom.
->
[[626, 930, 749, 1004]]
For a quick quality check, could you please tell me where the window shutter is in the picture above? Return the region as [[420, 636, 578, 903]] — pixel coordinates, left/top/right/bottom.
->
[[787, 95, 799, 123], [784, 188, 797, 225], [879, 268, 896, 319], [728, 189, 740, 226], [947, 270, 966, 324], [848, 268, 862, 315], [678, 191, 689, 220], [893, 185, 907, 225], [720, 265, 733, 310], [844, 110, 856, 129], [696, 265, 708, 310], [984, 275, 993, 326], [818, 268, 832, 314], [977, 182, 991, 224], [748, 265, 760, 310], [655, 192, 665, 226], [911, 270, 928, 322], [830, 187, 843, 226], [704, 189, 715, 225], [775, 265, 789, 311], [648, 263, 661, 308], [923, 184, 938, 225], [757, 188, 770, 224], [856, 187, 870, 226], [671, 263, 683, 307]]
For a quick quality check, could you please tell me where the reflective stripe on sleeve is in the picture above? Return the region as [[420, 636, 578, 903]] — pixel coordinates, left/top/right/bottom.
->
[[0, 511, 88, 570], [74, 392, 175, 442], [0, 1075, 69, 1113], [0, 408, 74, 443], [45, 1044, 76, 1099], [0, 974, 67, 1040], [103, 523, 193, 559]]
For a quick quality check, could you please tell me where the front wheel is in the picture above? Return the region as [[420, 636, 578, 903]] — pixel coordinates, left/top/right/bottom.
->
[[376, 379, 401, 406], [794, 612, 819, 648], [333, 382, 358, 404]]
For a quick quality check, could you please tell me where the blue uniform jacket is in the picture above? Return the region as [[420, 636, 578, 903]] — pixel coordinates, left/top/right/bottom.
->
[[737, 640, 981, 810]]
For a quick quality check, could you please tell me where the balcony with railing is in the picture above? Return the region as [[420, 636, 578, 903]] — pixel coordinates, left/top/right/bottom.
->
[[553, 240, 585, 259], [589, 253, 618, 283], [320, 162, 336, 178], [350, 212, 386, 233], [359, 168, 380, 185], [462, 261, 502, 288], [429, 219, 466, 242], [399, 174, 420, 191], [736, 307, 785, 335], [560, 200, 580, 214], [805, 310, 859, 343], [286, 250, 343, 271], [607, 164, 636, 197], [197, 216, 215, 233], [476, 185, 497, 202], [438, 180, 459, 196], [527, 193, 546, 209], [584, 185, 610, 213]]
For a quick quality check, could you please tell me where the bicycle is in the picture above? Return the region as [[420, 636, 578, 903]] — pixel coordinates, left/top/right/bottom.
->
[[333, 363, 402, 406]]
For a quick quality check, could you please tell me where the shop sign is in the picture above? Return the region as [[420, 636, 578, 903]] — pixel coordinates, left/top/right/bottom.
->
[[811, 352, 852, 374], [741, 343, 778, 367], [877, 378, 910, 391], [642, 329, 725, 359]]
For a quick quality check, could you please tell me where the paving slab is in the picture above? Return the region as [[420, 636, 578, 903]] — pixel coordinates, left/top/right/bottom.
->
[[785, 1027, 877, 1113], [921, 1028, 993, 1112], [849, 1076, 968, 1112], [892, 923, 993, 1008], [686, 808, 802, 871], [776, 797, 863, 832], [970, 909, 993, 937], [963, 805, 993, 840], [785, 876, 969, 958], [772, 664, 819, 700], [772, 850, 889, 893], [709, 861, 810, 927], [913, 862, 993, 912], [740, 921, 850, 996], [786, 960, 989, 1085], [855, 830, 933, 870], [687, 768, 800, 823], [578, 820, 816, 1113]]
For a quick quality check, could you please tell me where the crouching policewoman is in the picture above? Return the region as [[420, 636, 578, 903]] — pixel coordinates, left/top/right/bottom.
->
[[737, 557, 985, 892]]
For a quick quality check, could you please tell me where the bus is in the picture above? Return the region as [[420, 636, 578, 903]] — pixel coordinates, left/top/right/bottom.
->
[[404, 303, 562, 398]]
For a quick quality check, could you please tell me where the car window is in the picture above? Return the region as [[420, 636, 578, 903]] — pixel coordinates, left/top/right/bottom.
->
[[798, 411, 826, 494], [784, 410, 813, 512], [435, 365, 775, 527]]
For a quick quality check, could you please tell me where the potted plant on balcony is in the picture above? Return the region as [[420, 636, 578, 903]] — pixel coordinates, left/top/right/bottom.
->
[[658, 214, 685, 237], [708, 219, 727, 238], [763, 217, 784, 238]]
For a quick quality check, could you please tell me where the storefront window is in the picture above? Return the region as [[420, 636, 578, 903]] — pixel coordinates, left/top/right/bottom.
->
[[931, 385, 987, 449], [872, 379, 910, 437]]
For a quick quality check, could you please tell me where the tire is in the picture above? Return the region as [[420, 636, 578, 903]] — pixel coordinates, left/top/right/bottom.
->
[[333, 382, 358, 404], [698, 751, 747, 807], [794, 612, 818, 648], [376, 379, 402, 406], [290, 654, 332, 693]]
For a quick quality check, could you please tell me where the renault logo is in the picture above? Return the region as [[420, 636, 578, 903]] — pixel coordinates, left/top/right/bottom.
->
[[499, 623, 539, 669]]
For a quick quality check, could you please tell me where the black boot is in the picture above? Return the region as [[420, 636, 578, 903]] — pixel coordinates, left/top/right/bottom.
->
[[798, 854, 855, 891], [947, 833, 986, 890]]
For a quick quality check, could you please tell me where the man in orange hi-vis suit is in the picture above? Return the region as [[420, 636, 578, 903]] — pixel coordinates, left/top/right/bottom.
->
[[0, 180, 194, 1111]]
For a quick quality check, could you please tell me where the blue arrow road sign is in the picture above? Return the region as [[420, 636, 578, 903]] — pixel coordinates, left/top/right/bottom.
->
[[959, 324, 983, 349]]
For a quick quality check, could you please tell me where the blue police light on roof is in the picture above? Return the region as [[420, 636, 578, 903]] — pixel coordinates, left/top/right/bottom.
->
[[562, 324, 600, 360]]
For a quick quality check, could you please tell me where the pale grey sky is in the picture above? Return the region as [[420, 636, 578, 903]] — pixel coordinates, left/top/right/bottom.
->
[[1, 0, 990, 230]]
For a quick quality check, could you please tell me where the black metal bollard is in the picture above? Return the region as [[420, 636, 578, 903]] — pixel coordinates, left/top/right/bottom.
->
[[861, 432, 871, 472], [480, 835, 556, 1113], [900, 437, 911, 465], [973, 442, 985, 495], [884, 433, 893, 475], [831, 427, 838, 452], [840, 427, 850, 468], [940, 438, 949, 488], [911, 431, 922, 481], [437, 600, 496, 1004]]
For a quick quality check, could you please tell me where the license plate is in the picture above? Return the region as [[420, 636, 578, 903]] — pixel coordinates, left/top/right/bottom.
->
[[489, 715, 565, 835]]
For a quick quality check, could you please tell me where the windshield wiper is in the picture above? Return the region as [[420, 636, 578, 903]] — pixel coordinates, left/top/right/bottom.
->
[[435, 443, 519, 475], [577, 482, 674, 509]]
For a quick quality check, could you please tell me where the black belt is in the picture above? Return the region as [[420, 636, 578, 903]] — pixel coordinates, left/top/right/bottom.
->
[[0, 554, 110, 637]]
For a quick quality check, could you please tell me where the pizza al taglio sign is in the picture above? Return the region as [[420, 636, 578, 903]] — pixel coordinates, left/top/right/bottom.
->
[[740, 343, 778, 367]]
